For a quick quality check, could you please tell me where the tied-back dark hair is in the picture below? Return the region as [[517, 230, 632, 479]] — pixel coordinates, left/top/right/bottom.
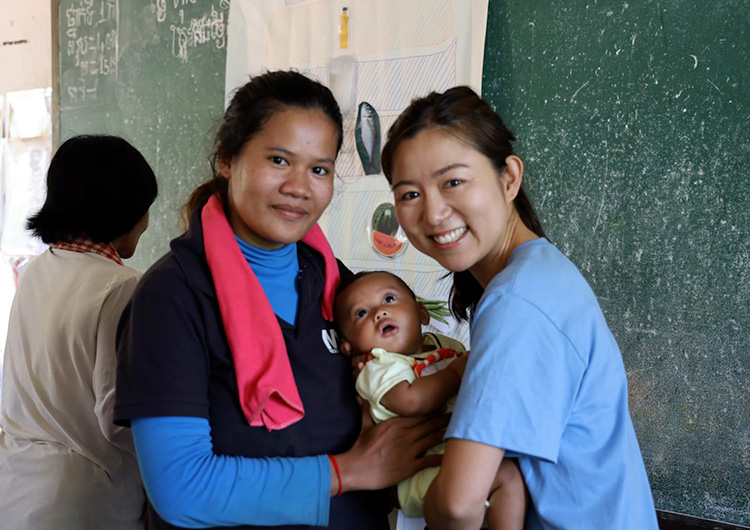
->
[[182, 70, 344, 226], [381, 86, 546, 322], [26, 135, 158, 244]]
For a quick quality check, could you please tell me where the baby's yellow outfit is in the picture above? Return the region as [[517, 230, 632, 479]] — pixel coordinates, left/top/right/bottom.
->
[[355, 332, 466, 517]]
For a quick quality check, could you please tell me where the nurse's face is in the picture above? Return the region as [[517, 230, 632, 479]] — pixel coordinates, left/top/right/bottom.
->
[[220, 107, 339, 249], [390, 128, 521, 285]]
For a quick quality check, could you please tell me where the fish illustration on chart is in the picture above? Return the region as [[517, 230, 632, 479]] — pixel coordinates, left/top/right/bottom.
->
[[355, 101, 382, 175]]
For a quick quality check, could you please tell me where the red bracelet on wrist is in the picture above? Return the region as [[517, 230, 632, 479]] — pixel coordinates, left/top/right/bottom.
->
[[328, 454, 343, 496]]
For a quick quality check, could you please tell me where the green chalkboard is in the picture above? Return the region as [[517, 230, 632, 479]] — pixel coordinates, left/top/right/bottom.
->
[[56, 0, 749, 525], [57, 0, 229, 272], [482, 1, 749, 525]]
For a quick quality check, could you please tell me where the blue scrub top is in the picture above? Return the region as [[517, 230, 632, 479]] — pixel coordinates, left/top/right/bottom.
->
[[447, 238, 658, 530]]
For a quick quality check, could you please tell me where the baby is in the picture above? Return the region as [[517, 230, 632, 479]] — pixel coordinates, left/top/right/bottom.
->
[[334, 271, 527, 529]]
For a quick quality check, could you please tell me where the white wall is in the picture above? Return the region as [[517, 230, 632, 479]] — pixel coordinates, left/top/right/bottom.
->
[[0, 0, 52, 372], [0, 0, 52, 93]]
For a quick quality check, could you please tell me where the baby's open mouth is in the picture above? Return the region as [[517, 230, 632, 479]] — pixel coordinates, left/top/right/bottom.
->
[[379, 323, 398, 337]]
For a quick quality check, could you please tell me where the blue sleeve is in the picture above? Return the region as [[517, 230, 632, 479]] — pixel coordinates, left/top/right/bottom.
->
[[132, 416, 330, 528], [446, 293, 586, 463]]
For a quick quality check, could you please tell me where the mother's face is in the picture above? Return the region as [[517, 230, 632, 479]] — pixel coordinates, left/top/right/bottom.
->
[[390, 128, 520, 280], [219, 107, 338, 249]]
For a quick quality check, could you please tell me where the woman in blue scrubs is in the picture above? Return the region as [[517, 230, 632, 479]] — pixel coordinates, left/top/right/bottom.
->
[[381, 86, 659, 530]]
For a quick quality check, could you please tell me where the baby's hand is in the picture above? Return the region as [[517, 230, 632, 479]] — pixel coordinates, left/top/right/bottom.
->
[[351, 352, 374, 379], [340, 341, 374, 378]]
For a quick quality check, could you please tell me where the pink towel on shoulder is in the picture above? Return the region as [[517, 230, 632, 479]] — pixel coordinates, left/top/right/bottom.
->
[[201, 194, 340, 430]]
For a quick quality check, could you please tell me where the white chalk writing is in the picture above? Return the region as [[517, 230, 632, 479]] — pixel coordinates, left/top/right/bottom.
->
[[152, 0, 167, 22], [152, 0, 227, 63], [62, 0, 118, 106], [170, 5, 226, 63]]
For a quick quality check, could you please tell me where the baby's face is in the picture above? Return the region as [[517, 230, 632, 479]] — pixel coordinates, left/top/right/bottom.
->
[[336, 272, 429, 356]]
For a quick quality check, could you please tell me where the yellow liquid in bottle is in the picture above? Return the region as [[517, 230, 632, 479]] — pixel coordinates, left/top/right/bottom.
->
[[339, 7, 349, 49]]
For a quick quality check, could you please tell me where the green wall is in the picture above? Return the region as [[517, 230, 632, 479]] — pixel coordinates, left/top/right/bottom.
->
[[483, 1, 749, 524], [58, 0, 227, 271]]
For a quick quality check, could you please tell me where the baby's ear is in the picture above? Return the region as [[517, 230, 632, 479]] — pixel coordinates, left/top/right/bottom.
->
[[339, 338, 353, 356], [417, 302, 430, 325]]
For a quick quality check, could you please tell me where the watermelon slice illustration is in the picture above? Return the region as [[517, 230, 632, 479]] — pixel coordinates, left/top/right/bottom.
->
[[370, 203, 406, 257], [372, 230, 404, 256]]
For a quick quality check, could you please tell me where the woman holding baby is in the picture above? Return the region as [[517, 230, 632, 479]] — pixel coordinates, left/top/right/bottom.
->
[[380, 86, 659, 530]]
